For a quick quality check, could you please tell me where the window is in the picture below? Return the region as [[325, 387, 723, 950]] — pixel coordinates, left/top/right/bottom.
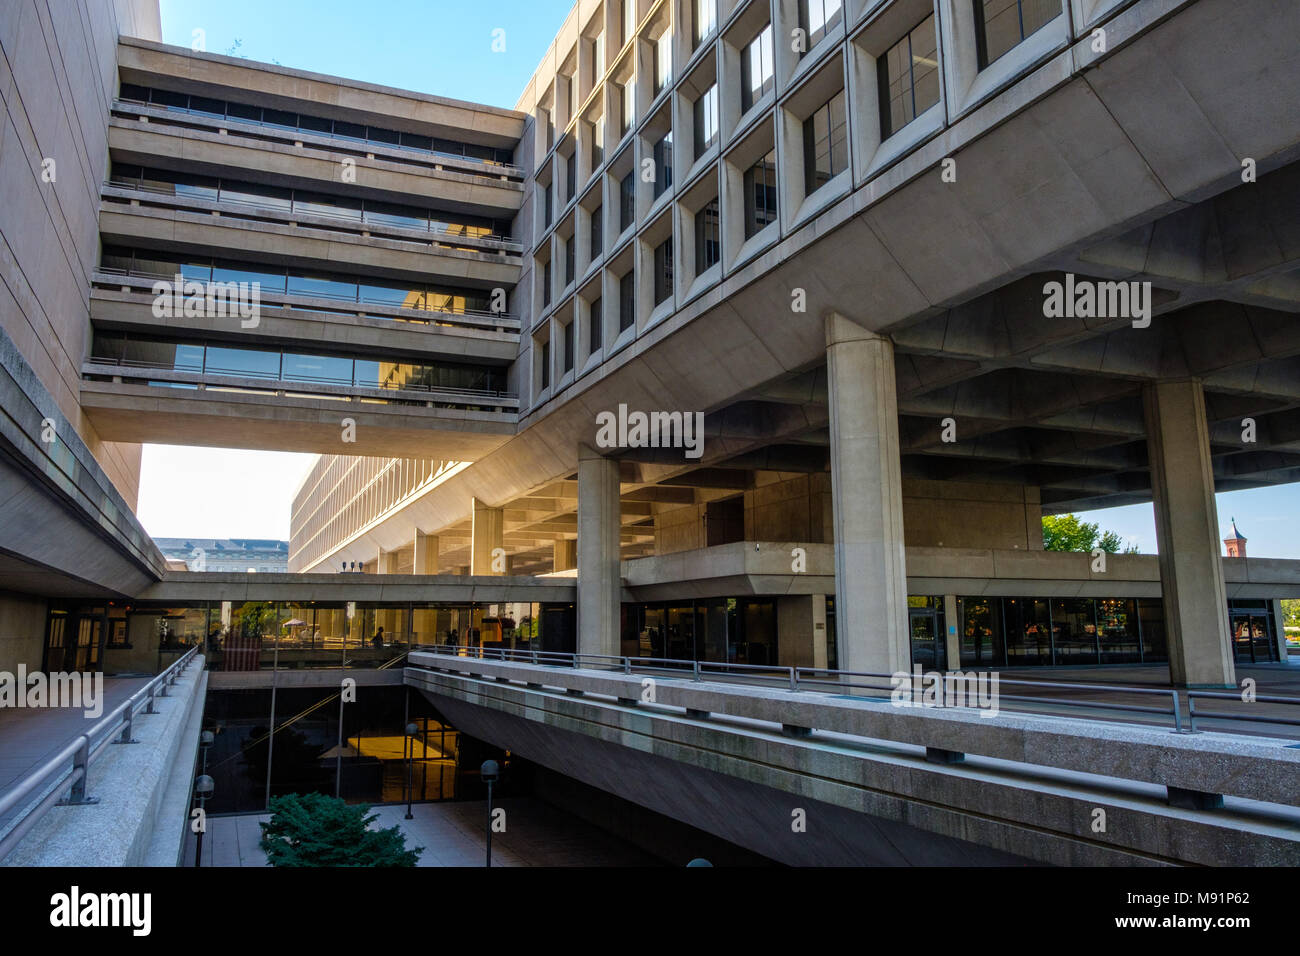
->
[[694, 200, 720, 275], [589, 296, 603, 352], [544, 183, 554, 228], [563, 320, 575, 372], [654, 31, 673, 95], [541, 339, 551, 388], [566, 152, 577, 200], [798, 0, 842, 53], [591, 204, 603, 257], [565, 73, 576, 122], [974, 0, 1059, 70], [619, 272, 635, 330], [694, 0, 716, 47], [544, 107, 554, 152], [654, 237, 674, 305], [620, 82, 635, 137], [741, 25, 775, 113], [744, 150, 778, 238], [620, 172, 636, 231], [565, 237, 575, 285], [802, 90, 847, 196], [591, 120, 605, 168], [592, 32, 605, 81], [653, 131, 673, 198], [622, 0, 637, 46], [693, 85, 718, 159], [878, 15, 940, 139], [543, 260, 552, 307]]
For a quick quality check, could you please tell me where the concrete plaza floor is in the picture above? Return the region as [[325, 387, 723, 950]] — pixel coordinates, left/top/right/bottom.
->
[[180, 798, 663, 867]]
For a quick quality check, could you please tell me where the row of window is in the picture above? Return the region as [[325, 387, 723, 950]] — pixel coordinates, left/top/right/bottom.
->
[[539, 0, 1061, 234], [90, 332, 508, 395], [109, 163, 511, 242], [100, 246, 501, 317], [117, 83, 515, 168]]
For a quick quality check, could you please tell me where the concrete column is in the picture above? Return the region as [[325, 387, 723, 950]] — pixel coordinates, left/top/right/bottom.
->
[[1143, 380, 1235, 687], [413, 531, 438, 574], [577, 445, 621, 658], [376, 547, 399, 574], [1271, 599, 1289, 663], [943, 594, 961, 671], [470, 498, 504, 576], [825, 314, 909, 675], [776, 594, 828, 669], [553, 538, 577, 572]]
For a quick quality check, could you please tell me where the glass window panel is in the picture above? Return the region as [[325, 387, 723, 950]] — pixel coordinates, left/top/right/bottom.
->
[[151, 88, 189, 110], [293, 191, 361, 221], [212, 261, 287, 293], [333, 120, 367, 141], [188, 95, 226, 119], [298, 114, 332, 134], [368, 126, 401, 146], [118, 83, 149, 103], [282, 352, 354, 385], [364, 201, 427, 230], [287, 272, 357, 301], [204, 345, 281, 379], [219, 181, 292, 211], [226, 101, 262, 123], [400, 131, 433, 151], [261, 108, 298, 130], [1050, 597, 1099, 665]]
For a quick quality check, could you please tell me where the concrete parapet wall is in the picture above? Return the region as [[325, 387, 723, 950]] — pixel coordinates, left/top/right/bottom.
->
[[3, 655, 207, 867]]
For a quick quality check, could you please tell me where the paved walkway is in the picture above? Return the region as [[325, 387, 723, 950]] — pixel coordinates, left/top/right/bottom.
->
[[0, 676, 148, 835], [181, 798, 662, 867]]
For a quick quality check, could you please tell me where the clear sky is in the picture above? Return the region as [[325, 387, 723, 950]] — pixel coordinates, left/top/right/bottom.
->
[[139, 0, 1297, 557], [158, 0, 577, 110]]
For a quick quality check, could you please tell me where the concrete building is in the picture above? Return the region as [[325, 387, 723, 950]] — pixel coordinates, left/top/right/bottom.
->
[[0, 0, 1297, 690], [152, 538, 289, 573]]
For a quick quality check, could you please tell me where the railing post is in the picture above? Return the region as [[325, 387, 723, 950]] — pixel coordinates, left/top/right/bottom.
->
[[788, 667, 797, 692], [116, 704, 136, 744], [693, 660, 701, 682], [1188, 695, 1198, 734], [61, 735, 98, 806], [1171, 690, 1183, 733], [145, 684, 157, 714], [623, 657, 631, 675]]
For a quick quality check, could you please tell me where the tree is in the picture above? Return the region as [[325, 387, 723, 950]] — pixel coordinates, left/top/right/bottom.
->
[[1042, 514, 1139, 553], [1283, 599, 1299, 628], [259, 793, 423, 867]]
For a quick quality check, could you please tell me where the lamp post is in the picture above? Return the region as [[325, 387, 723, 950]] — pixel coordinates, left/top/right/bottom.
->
[[480, 759, 499, 868], [404, 721, 419, 820], [199, 730, 214, 776], [193, 774, 214, 868]]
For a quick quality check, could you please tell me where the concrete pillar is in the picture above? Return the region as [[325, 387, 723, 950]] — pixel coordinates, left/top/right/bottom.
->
[[470, 498, 504, 576], [825, 314, 909, 675], [1143, 380, 1235, 687], [943, 594, 961, 671], [413, 531, 438, 574], [776, 594, 828, 669], [1271, 599, 1289, 663], [553, 538, 577, 572], [577, 445, 621, 658], [376, 547, 399, 574]]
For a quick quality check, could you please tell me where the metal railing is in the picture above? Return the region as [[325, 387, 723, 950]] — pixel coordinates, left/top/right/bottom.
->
[[406, 644, 1300, 736], [0, 647, 200, 862], [103, 178, 523, 252]]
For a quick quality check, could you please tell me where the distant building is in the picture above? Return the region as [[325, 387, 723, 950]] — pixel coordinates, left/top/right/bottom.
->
[[1224, 520, 1247, 558], [153, 538, 289, 573]]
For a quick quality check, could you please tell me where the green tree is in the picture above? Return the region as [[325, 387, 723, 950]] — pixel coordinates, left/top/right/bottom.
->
[[1042, 514, 1139, 553], [259, 793, 423, 867], [1282, 599, 1300, 628]]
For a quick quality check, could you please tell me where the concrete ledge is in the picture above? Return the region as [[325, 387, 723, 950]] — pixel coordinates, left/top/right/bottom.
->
[[3, 656, 206, 866], [406, 652, 1300, 808], [412, 667, 1300, 866]]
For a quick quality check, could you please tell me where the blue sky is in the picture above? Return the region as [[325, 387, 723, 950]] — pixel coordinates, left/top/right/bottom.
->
[[159, 0, 576, 109], [140, 1, 1297, 557]]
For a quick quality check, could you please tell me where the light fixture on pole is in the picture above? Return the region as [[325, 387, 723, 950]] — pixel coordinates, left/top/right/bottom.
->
[[193, 774, 215, 868], [480, 759, 499, 867], [404, 722, 419, 820]]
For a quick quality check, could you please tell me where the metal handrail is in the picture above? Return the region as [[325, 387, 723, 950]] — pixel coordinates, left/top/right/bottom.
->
[[0, 646, 200, 862], [405, 645, 1300, 735], [91, 266, 517, 324]]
